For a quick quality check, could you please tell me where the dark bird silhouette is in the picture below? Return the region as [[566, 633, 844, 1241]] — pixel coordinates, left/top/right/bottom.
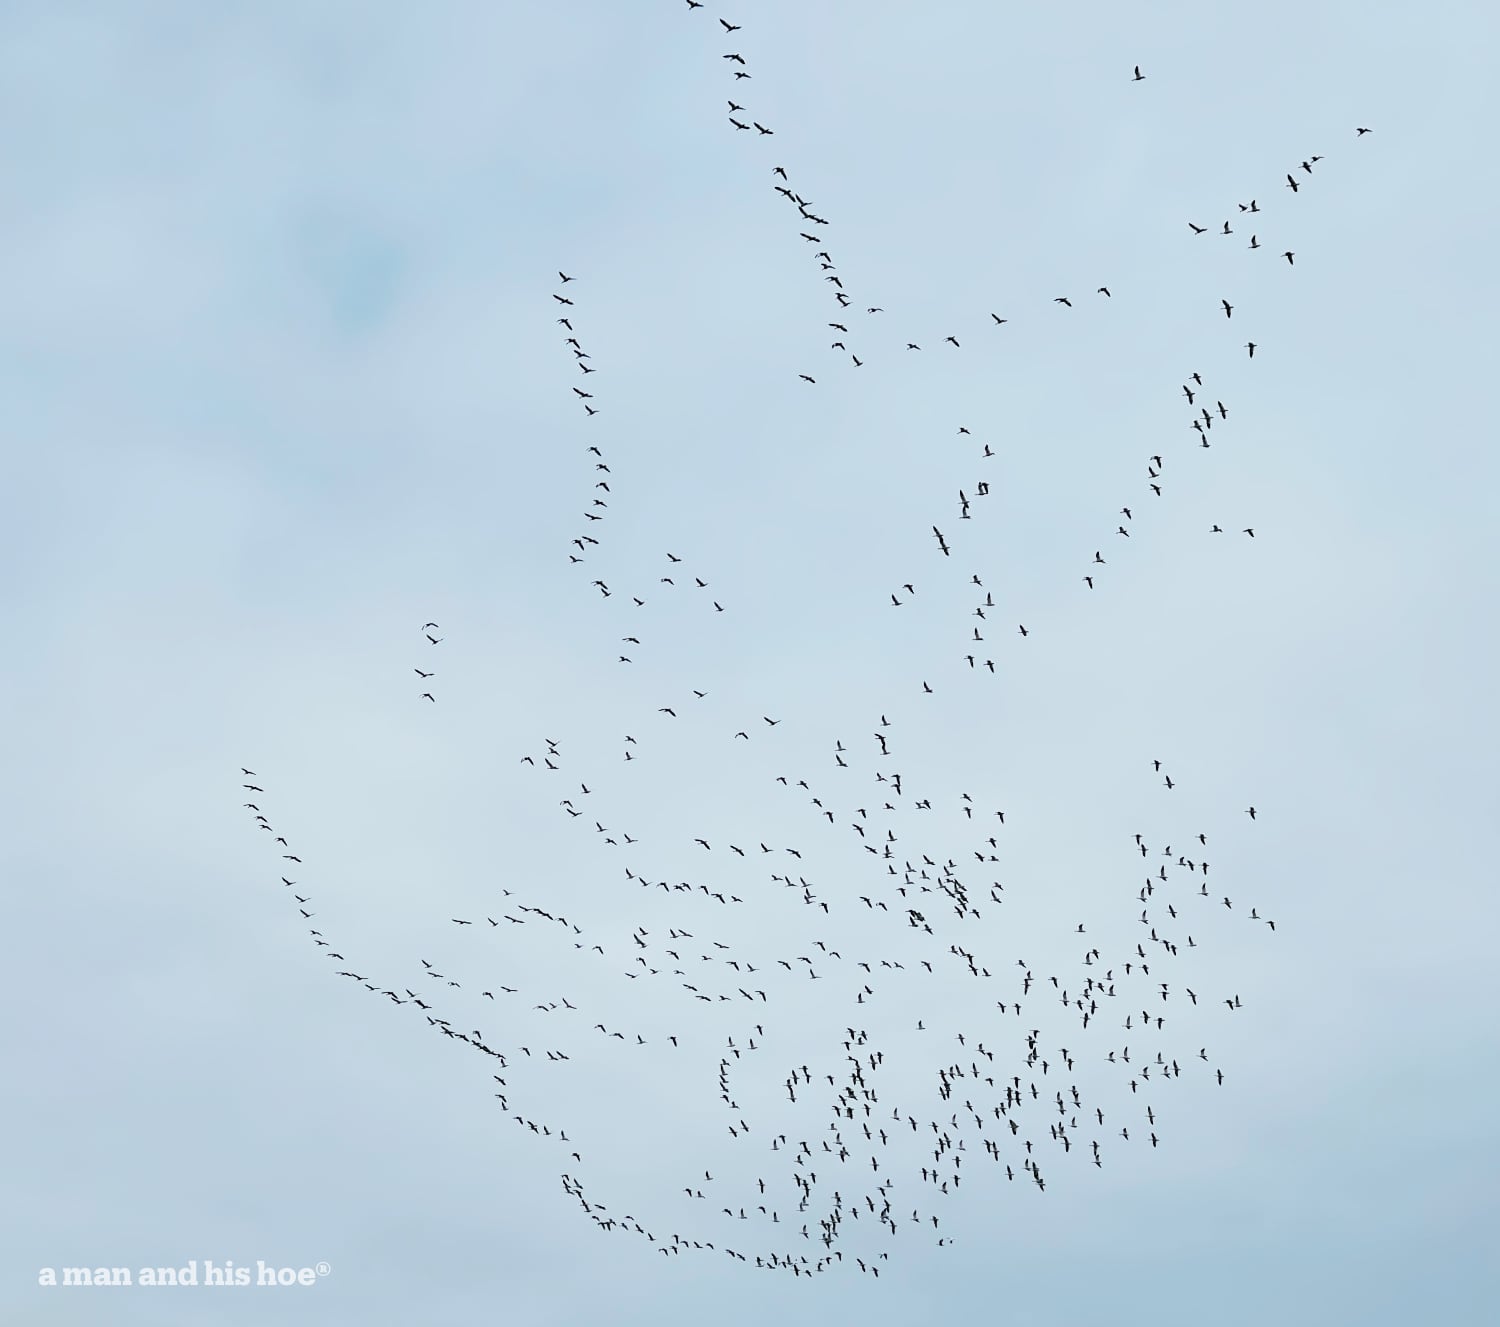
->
[[1133, 65, 1144, 81], [933, 527, 950, 556], [558, 272, 573, 283], [1285, 174, 1300, 192], [1221, 299, 1232, 318], [1356, 126, 1372, 135], [1054, 297, 1072, 307], [1189, 223, 1206, 234], [1282, 251, 1295, 265], [1245, 342, 1256, 358]]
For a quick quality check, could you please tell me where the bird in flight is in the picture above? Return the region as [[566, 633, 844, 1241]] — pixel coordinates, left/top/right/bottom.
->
[[1282, 251, 1295, 265], [558, 272, 574, 283], [1188, 223, 1206, 234], [933, 527, 950, 556], [1054, 297, 1072, 307], [1245, 342, 1257, 357], [1098, 287, 1111, 297], [1285, 174, 1300, 192], [1221, 300, 1232, 318], [1133, 66, 1145, 81], [1356, 126, 1372, 135]]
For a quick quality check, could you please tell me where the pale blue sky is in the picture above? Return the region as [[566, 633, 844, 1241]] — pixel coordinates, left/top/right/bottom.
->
[[3, 2, 1497, 1324]]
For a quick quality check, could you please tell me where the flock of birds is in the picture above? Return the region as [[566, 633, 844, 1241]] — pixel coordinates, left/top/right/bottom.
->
[[240, 4, 1373, 1281]]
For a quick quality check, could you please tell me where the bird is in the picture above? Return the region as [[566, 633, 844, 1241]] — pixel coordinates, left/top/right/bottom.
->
[[415, 669, 433, 678], [1246, 807, 1257, 820], [1285, 174, 1300, 192], [1356, 126, 1372, 135], [1245, 342, 1257, 358], [933, 527, 950, 556], [1133, 65, 1145, 81], [1097, 287, 1111, 297], [1188, 223, 1206, 234], [1282, 251, 1295, 265], [1054, 297, 1072, 307], [558, 271, 574, 283], [720, 18, 740, 30], [1221, 299, 1232, 318], [799, 374, 816, 383]]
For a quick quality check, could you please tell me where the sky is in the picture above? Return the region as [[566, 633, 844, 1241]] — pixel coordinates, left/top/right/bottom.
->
[[3, 1, 1498, 1323]]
